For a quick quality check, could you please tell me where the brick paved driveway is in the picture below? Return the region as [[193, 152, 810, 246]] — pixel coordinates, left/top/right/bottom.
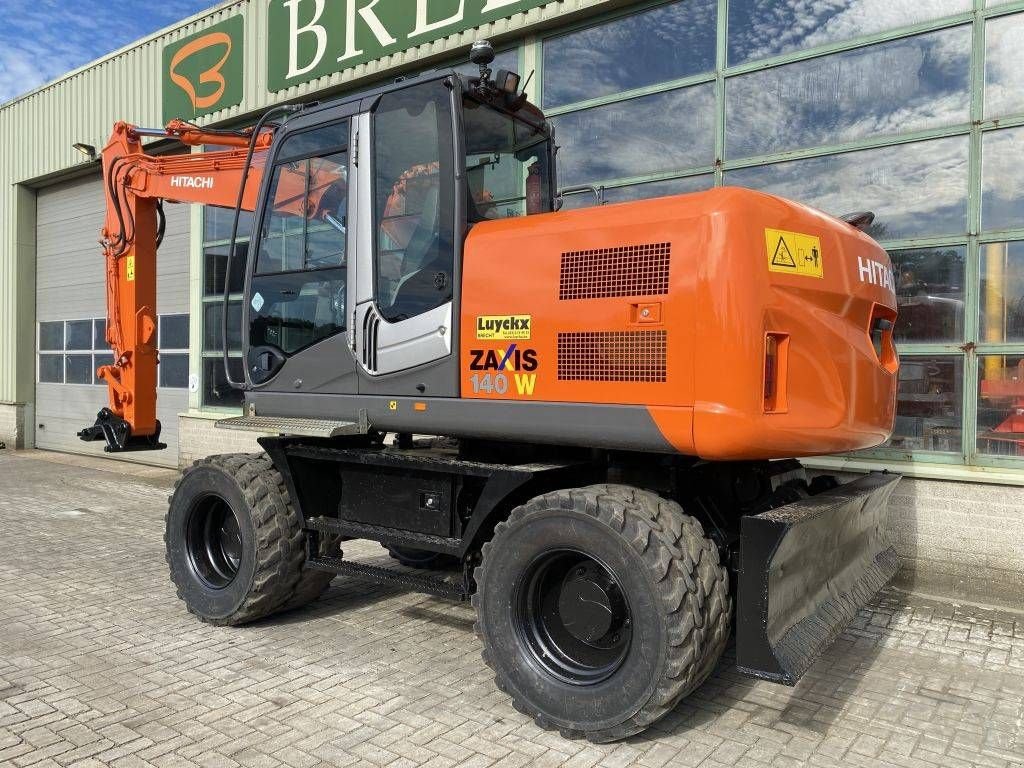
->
[[1, 450, 1022, 768]]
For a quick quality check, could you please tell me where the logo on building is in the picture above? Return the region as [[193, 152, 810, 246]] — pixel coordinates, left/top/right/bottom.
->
[[267, 0, 546, 92], [162, 16, 244, 123]]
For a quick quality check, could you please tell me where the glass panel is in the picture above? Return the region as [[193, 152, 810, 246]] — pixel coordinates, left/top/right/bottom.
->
[[560, 174, 714, 211], [65, 320, 92, 350], [93, 354, 113, 385], [250, 268, 347, 355], [65, 354, 93, 384], [204, 206, 255, 244], [727, 0, 971, 65], [159, 314, 189, 350], [203, 302, 243, 352], [257, 150, 348, 274], [726, 136, 969, 240], [542, 0, 717, 108], [984, 13, 1024, 119], [727, 27, 970, 159], [464, 96, 553, 221], [93, 319, 106, 350], [979, 241, 1024, 343], [981, 126, 1024, 232], [890, 245, 966, 342], [374, 81, 455, 323], [159, 353, 189, 389], [38, 354, 63, 383], [203, 357, 244, 408], [885, 355, 963, 453], [276, 122, 348, 163], [553, 84, 715, 188], [978, 354, 1024, 457], [39, 322, 63, 351], [204, 242, 247, 296]]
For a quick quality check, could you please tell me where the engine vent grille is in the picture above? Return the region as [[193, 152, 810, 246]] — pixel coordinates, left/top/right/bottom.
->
[[557, 330, 667, 383], [559, 242, 671, 300]]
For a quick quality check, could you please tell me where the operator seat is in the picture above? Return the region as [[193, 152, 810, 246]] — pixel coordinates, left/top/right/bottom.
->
[[385, 186, 452, 320]]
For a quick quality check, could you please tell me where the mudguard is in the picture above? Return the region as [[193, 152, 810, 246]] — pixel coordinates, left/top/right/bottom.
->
[[736, 472, 901, 685]]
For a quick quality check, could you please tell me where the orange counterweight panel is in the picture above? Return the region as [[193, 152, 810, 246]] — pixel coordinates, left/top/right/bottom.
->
[[460, 187, 897, 461]]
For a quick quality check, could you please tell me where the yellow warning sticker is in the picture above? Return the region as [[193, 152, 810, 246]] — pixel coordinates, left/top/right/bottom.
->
[[765, 228, 823, 279], [126, 256, 136, 282]]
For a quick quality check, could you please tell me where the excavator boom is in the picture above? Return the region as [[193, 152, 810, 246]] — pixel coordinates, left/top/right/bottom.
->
[[78, 120, 273, 451]]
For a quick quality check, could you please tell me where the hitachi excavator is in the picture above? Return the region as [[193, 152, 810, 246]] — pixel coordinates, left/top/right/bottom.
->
[[78, 41, 900, 742]]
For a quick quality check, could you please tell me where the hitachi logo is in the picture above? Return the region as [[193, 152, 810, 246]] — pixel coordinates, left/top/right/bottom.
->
[[857, 257, 894, 291], [170, 176, 214, 189]]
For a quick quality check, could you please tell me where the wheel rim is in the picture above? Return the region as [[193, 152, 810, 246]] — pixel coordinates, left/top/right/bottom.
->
[[185, 495, 243, 590], [515, 549, 632, 686]]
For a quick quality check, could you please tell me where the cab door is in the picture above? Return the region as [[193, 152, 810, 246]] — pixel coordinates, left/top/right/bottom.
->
[[245, 116, 358, 394], [351, 78, 461, 396]]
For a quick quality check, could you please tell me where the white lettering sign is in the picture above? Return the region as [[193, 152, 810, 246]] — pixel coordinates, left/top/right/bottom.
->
[[857, 256, 894, 292], [170, 176, 214, 189], [284, 0, 328, 79]]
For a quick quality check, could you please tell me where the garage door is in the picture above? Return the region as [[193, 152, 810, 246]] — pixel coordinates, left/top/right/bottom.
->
[[35, 172, 191, 467]]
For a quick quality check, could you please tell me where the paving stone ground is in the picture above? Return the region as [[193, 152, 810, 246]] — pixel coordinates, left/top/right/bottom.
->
[[1, 449, 1023, 768]]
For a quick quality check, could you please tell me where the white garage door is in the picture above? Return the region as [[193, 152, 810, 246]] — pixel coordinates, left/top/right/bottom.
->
[[35, 171, 191, 467]]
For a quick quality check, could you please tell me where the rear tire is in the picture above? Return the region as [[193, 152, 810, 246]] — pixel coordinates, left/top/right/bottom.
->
[[165, 453, 334, 626], [473, 484, 731, 742]]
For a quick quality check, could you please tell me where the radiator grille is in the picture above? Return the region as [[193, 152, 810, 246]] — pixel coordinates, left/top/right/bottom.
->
[[559, 242, 671, 300], [557, 330, 667, 383]]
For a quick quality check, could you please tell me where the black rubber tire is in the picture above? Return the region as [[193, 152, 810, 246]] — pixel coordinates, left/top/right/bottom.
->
[[385, 545, 459, 570], [165, 453, 334, 626], [473, 484, 731, 742]]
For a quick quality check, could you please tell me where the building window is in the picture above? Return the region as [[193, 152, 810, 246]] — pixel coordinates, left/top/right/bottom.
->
[[37, 315, 188, 389], [539, 2, 1024, 470]]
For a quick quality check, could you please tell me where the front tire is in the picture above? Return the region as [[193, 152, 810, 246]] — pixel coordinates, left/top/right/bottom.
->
[[473, 484, 731, 742], [165, 453, 334, 625]]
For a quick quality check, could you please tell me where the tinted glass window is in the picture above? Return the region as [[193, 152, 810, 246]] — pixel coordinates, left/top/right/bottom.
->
[[885, 355, 963, 454], [276, 122, 348, 163], [93, 319, 106, 350], [39, 322, 63, 351], [978, 354, 1024, 456], [160, 353, 189, 388], [203, 357, 244, 408], [373, 81, 455, 323], [464, 98, 552, 221], [250, 269, 347, 355], [553, 84, 715, 188], [66, 354, 93, 384], [981, 127, 1024, 232], [39, 354, 63, 383], [890, 246, 966, 343], [728, 0, 971, 65], [66, 320, 92, 351], [984, 13, 1024, 119], [160, 314, 189, 350], [204, 302, 243, 352], [727, 27, 971, 159], [726, 136, 969, 240], [980, 241, 1024, 343], [204, 242, 247, 296], [543, 0, 717, 108]]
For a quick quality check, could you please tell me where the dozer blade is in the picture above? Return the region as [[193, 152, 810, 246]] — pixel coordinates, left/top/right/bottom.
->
[[736, 471, 901, 685]]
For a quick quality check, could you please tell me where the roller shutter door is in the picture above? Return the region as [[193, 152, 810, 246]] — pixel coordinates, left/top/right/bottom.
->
[[35, 171, 190, 467]]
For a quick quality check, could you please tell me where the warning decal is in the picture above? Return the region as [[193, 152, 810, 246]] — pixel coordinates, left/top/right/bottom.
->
[[765, 228, 823, 278], [126, 256, 136, 282]]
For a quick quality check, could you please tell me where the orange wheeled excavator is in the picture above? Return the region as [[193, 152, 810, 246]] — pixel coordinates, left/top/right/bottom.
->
[[79, 41, 900, 741]]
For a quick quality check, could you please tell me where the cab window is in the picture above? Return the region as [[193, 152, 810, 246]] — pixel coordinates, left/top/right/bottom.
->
[[373, 81, 455, 323], [250, 122, 349, 357]]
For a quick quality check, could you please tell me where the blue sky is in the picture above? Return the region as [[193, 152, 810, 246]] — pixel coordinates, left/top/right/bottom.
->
[[0, 0, 215, 104]]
